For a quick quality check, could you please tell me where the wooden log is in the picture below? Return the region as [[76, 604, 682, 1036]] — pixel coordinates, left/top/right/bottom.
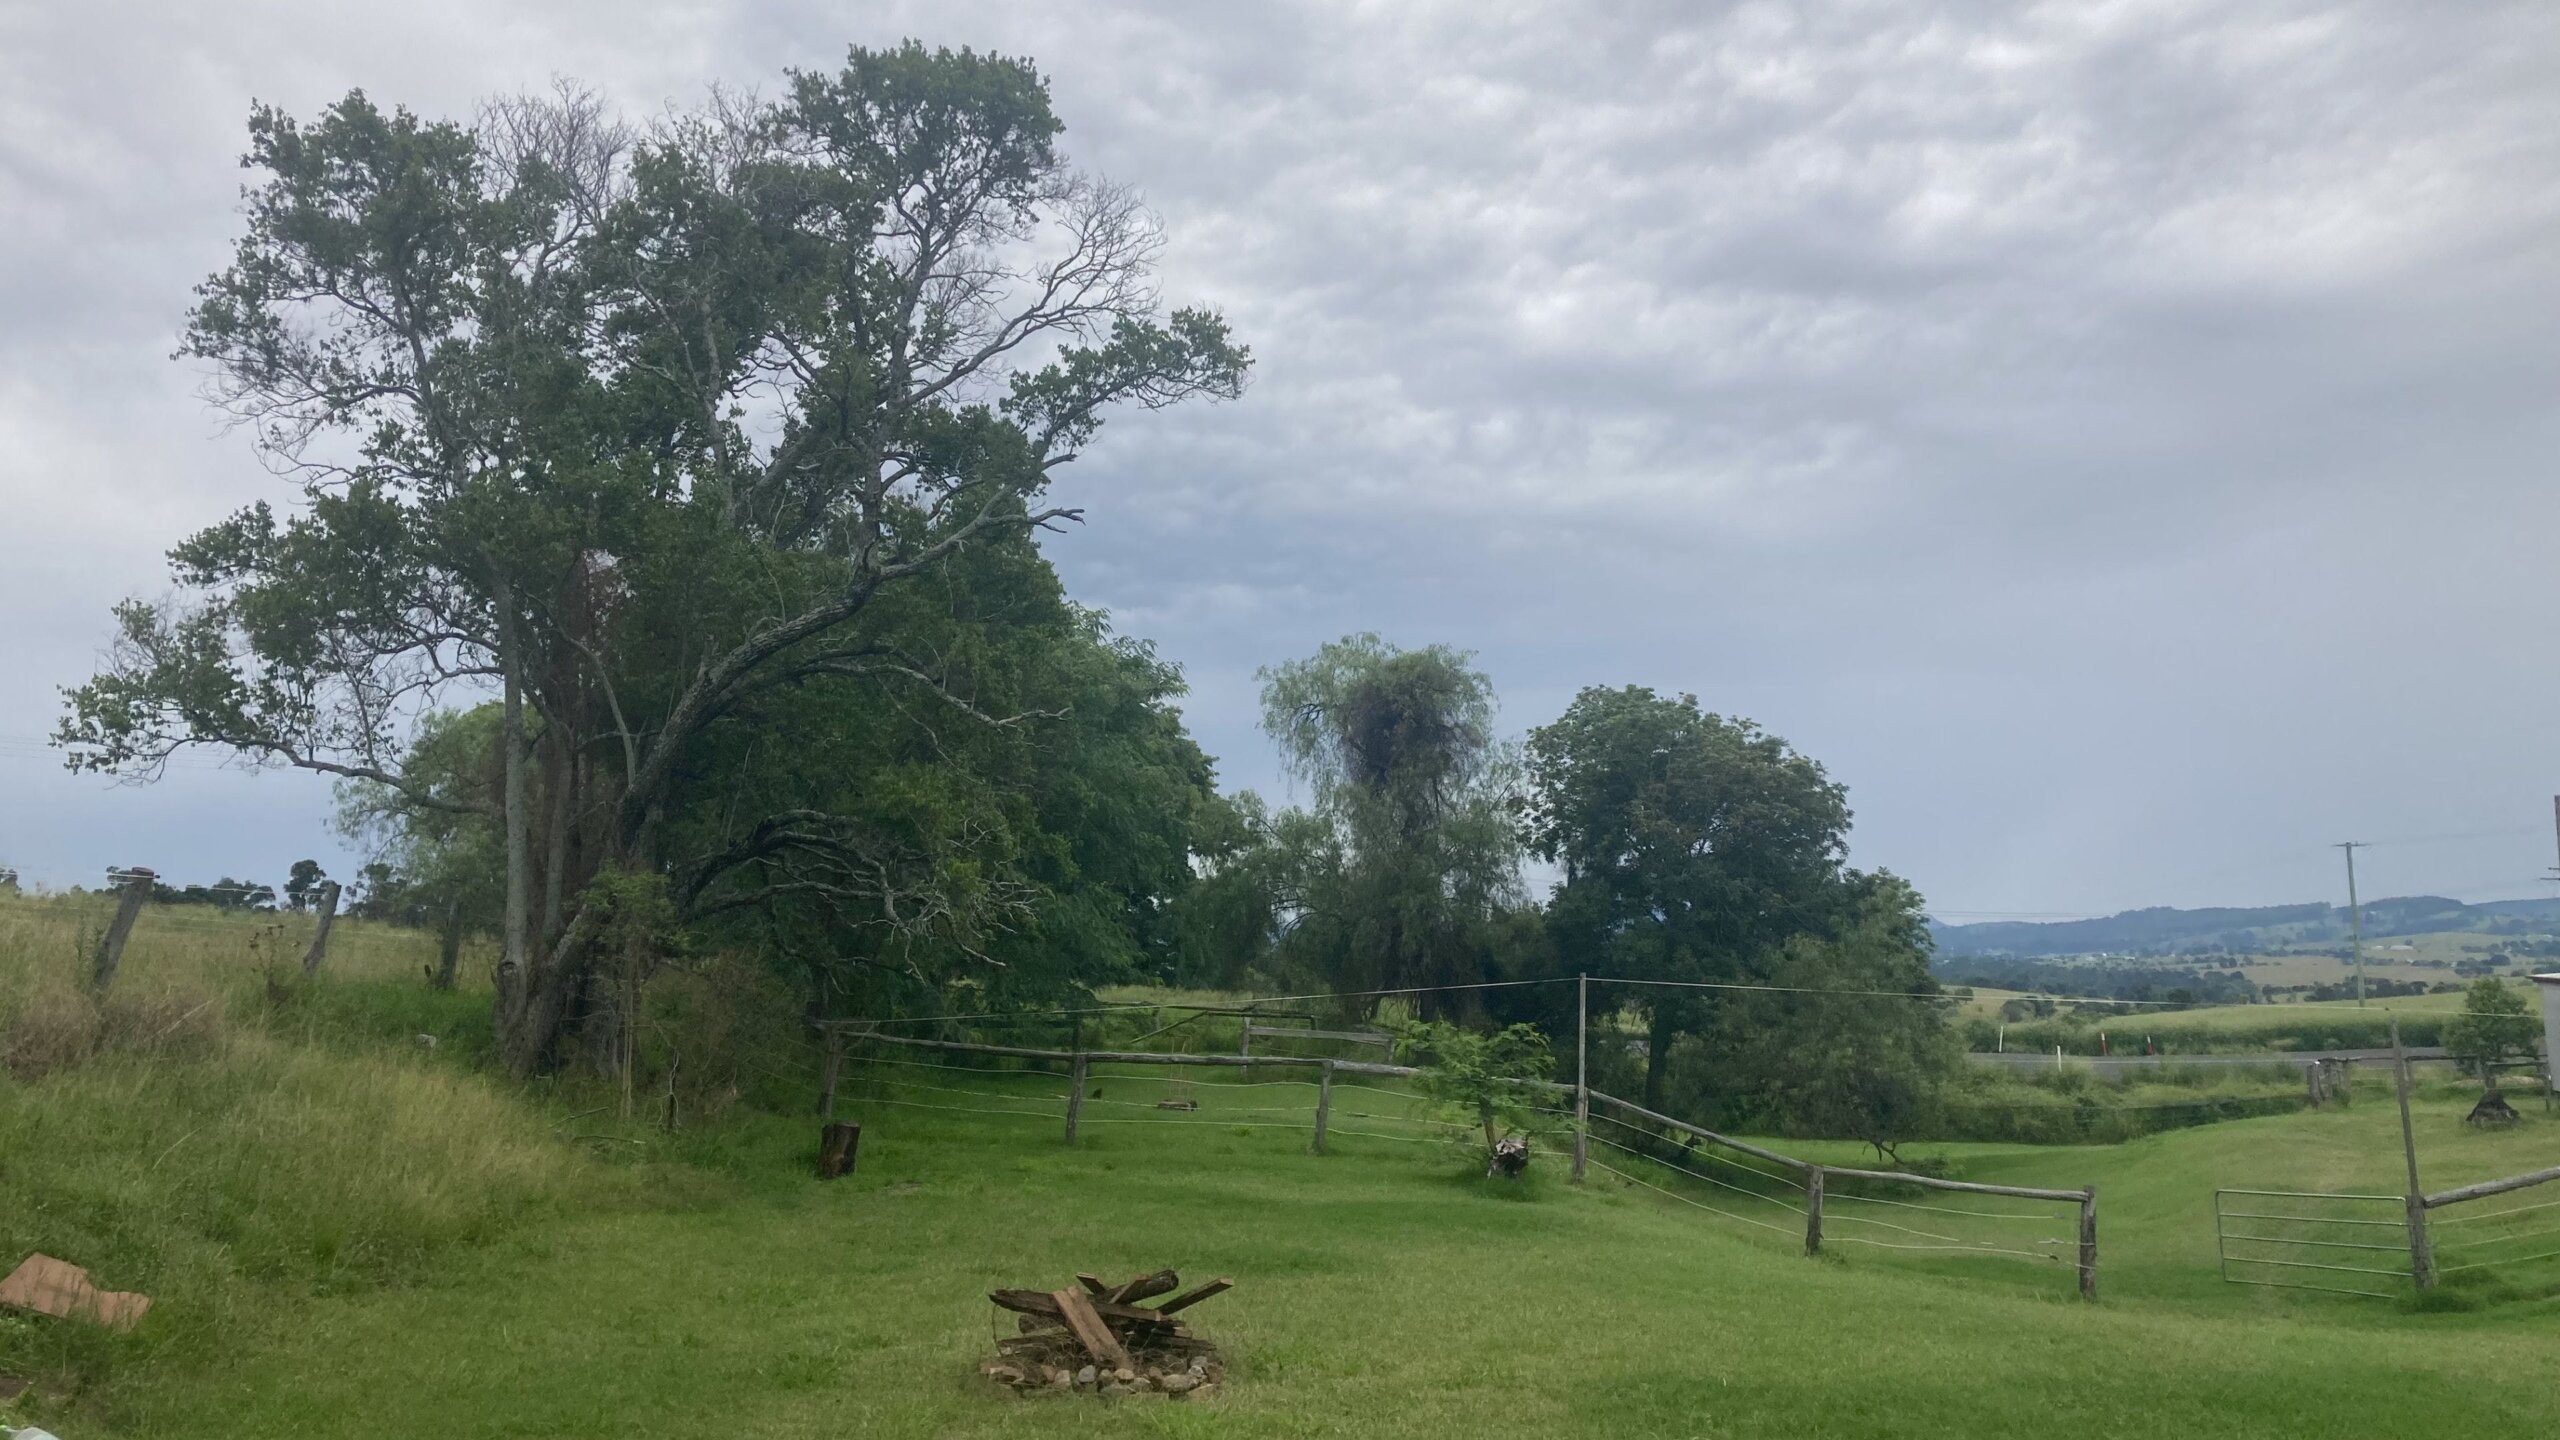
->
[[1051, 1288, 1135, 1370], [988, 1289, 1183, 1330], [1107, 1269, 1179, 1305], [1075, 1273, 1111, 1296], [1151, 1276, 1232, 1316], [816, 1122, 861, 1180]]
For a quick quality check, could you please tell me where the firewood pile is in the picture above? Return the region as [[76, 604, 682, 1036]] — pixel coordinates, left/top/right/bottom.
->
[[982, 1269, 1231, 1398]]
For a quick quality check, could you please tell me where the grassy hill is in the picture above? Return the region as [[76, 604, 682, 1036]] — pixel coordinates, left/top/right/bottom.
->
[[5, 894, 2560, 1437]]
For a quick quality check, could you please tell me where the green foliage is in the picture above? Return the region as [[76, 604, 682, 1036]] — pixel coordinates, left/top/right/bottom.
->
[[1242, 636, 1525, 1015], [62, 47, 1250, 1071], [1394, 1019, 1556, 1150], [2444, 977, 2540, 1078], [1983, 1011, 2451, 1057], [1525, 685, 1856, 1105], [1665, 876, 1958, 1162]]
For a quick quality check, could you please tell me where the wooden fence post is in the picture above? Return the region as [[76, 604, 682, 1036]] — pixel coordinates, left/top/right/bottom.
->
[[1804, 1165, 1825, 1256], [2389, 1018, 2436, 1289], [1573, 973, 1589, 1183], [1314, 1059, 1334, 1155], [820, 1027, 845, 1122], [2077, 1187, 2098, 1301], [1066, 1052, 1088, 1145], [90, 867, 153, 993], [299, 881, 342, 976]]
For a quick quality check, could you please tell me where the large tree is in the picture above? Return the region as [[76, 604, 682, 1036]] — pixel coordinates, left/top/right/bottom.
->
[[1523, 686, 1854, 1108], [59, 45, 1247, 1073], [1250, 635, 1526, 1017]]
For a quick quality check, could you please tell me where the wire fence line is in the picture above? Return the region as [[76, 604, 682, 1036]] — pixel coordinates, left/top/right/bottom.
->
[[819, 1023, 2106, 1297], [1580, 1091, 2089, 1288], [2420, 1163, 2560, 1290]]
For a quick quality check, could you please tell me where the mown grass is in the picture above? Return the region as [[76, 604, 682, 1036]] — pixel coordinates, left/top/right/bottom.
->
[[4, 900, 2559, 1437], [26, 1076, 2558, 1439]]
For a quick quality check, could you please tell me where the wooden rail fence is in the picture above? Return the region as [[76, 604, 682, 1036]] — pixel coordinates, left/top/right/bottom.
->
[[826, 1027, 2102, 1299]]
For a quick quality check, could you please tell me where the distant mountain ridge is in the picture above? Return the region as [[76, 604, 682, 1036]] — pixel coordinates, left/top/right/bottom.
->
[[1928, 894, 2560, 958]]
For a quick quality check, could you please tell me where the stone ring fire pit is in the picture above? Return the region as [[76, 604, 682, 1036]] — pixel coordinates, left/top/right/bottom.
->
[[982, 1269, 1231, 1399]]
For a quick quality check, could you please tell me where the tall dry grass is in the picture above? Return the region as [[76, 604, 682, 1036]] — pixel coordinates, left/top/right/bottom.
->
[[0, 893, 593, 1410]]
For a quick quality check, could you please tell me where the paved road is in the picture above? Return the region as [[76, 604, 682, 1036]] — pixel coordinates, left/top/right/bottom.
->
[[1968, 1046, 2446, 1072]]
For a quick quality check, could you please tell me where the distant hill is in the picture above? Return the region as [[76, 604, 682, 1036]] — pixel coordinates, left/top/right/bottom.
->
[[1929, 895, 2560, 958]]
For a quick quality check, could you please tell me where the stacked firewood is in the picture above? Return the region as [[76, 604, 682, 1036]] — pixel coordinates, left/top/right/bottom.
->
[[982, 1269, 1231, 1398]]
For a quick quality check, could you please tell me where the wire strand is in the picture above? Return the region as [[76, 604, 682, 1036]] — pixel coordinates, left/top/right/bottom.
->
[[1586, 1156, 1799, 1237], [1586, 1132, 1807, 1215]]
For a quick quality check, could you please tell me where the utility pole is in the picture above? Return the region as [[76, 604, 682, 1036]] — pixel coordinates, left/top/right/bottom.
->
[[2548, 795, 2560, 885], [2336, 841, 2368, 1007]]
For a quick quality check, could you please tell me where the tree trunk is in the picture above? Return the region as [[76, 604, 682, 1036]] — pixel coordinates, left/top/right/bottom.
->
[[502, 894, 602, 1078], [1643, 1005, 1675, 1113], [494, 584, 534, 1043], [432, 905, 464, 991], [539, 728, 570, 949]]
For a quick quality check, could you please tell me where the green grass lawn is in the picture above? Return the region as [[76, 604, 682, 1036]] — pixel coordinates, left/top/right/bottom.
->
[[7, 896, 2560, 1439], [9, 1042, 2560, 1438]]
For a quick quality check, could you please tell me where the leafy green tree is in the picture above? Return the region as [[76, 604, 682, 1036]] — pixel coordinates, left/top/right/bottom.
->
[[1396, 1019, 1556, 1155], [1524, 685, 1852, 1108], [1253, 636, 1525, 1016], [61, 45, 1247, 1073], [2444, 977, 2540, 1083], [1674, 874, 1957, 1164]]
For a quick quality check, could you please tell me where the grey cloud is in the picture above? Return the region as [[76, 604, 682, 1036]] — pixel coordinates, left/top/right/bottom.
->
[[4, 0, 2556, 920]]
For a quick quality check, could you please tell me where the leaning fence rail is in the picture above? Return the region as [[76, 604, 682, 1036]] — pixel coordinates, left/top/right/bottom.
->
[[2423, 1162, 2560, 1286]]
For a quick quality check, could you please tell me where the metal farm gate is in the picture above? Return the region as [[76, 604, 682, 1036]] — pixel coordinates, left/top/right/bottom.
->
[[2214, 1188, 2412, 1299]]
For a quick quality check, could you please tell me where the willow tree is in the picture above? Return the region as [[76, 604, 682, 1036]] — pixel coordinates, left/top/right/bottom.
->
[[1254, 635, 1524, 1017], [58, 44, 1248, 1074]]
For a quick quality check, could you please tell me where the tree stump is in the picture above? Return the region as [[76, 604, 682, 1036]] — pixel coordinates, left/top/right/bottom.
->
[[817, 1121, 862, 1179], [2466, 1090, 2522, 1128]]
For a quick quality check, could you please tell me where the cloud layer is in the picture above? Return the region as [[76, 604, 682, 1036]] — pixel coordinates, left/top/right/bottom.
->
[[4, 1, 2557, 914]]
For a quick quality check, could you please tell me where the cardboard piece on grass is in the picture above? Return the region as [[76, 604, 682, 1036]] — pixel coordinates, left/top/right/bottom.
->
[[0, 1253, 152, 1331]]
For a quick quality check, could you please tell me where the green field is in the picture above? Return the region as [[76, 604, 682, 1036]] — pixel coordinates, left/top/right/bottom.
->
[[6, 896, 2560, 1438]]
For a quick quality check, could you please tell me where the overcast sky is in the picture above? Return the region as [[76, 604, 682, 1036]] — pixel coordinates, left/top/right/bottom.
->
[[4, 1, 2558, 918]]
